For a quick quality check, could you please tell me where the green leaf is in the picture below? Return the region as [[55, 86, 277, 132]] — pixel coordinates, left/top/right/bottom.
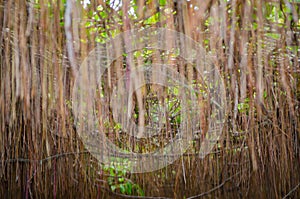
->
[[266, 33, 280, 40], [120, 184, 126, 193], [126, 182, 132, 195], [111, 185, 116, 192], [159, 0, 166, 6], [144, 12, 160, 25], [263, 91, 267, 99], [110, 168, 115, 176], [137, 187, 145, 196], [134, 185, 145, 196], [118, 177, 124, 183], [108, 177, 113, 185], [100, 11, 108, 19]]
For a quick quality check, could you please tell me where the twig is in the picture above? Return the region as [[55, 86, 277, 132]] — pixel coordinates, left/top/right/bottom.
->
[[187, 172, 241, 199], [3, 151, 90, 164], [186, 180, 228, 199], [282, 183, 300, 199]]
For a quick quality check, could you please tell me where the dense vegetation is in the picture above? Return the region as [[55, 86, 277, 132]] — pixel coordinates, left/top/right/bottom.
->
[[0, 0, 299, 198]]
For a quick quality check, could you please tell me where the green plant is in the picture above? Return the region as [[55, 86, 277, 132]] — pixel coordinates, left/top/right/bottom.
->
[[103, 161, 145, 196]]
